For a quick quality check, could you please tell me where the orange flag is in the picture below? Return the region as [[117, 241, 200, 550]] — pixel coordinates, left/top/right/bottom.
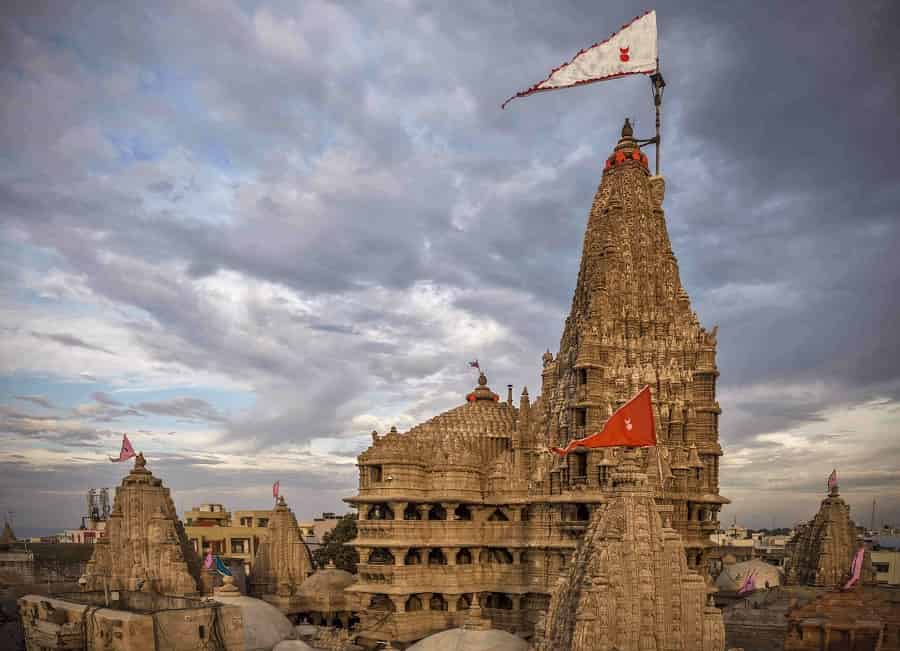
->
[[552, 385, 656, 454]]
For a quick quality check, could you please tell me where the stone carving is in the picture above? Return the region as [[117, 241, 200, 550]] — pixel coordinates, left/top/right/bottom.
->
[[81, 453, 201, 595], [532, 450, 725, 651], [249, 495, 314, 598], [347, 119, 727, 647], [785, 481, 866, 587]]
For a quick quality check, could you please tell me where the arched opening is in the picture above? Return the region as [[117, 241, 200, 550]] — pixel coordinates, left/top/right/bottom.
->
[[484, 593, 514, 610], [456, 594, 472, 611], [575, 503, 590, 521], [429, 593, 448, 611], [520, 505, 531, 522], [404, 549, 422, 565], [456, 549, 473, 565], [520, 551, 533, 568], [368, 548, 395, 565], [481, 548, 513, 564], [369, 594, 395, 612], [487, 508, 509, 522], [405, 595, 423, 612], [454, 504, 472, 520], [428, 504, 447, 520], [367, 503, 394, 520], [428, 548, 447, 565], [404, 503, 421, 520]]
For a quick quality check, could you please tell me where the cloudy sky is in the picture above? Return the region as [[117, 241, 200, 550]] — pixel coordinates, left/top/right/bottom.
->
[[1, 0, 898, 534]]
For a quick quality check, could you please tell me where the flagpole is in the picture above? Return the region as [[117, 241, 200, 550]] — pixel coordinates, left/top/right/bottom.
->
[[649, 58, 665, 176]]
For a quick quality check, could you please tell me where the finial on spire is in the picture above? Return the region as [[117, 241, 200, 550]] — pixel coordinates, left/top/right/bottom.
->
[[621, 117, 633, 138]]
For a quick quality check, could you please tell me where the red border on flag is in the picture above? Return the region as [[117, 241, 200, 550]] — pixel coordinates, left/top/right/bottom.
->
[[502, 10, 657, 109]]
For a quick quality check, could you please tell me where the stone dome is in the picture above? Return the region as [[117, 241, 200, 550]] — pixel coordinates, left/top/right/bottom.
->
[[273, 642, 314, 651], [716, 558, 783, 592], [407, 628, 529, 651], [296, 568, 355, 611], [212, 594, 294, 650]]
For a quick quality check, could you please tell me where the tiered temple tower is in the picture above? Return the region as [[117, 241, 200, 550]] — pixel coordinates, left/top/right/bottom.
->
[[249, 495, 315, 607], [786, 480, 863, 587], [81, 453, 201, 595], [347, 120, 727, 646], [535, 118, 726, 570], [532, 449, 725, 651]]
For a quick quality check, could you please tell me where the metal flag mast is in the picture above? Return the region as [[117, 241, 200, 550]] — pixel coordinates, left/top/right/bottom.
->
[[650, 58, 666, 175]]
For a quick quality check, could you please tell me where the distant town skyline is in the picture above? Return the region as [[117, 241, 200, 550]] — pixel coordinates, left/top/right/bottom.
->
[[2, 1, 899, 531]]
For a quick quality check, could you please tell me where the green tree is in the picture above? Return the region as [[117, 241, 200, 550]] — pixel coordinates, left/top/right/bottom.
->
[[312, 514, 359, 573]]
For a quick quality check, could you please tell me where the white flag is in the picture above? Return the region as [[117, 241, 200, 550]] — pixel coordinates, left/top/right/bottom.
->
[[503, 10, 658, 108]]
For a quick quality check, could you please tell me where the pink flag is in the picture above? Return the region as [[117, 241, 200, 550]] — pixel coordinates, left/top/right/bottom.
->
[[737, 570, 757, 595], [109, 434, 136, 462], [272, 480, 280, 500], [204, 551, 213, 570], [827, 469, 838, 492], [843, 547, 865, 590], [468, 360, 480, 371]]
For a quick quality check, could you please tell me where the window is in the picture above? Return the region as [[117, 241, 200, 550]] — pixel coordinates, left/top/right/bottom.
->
[[231, 539, 249, 554], [454, 504, 472, 520], [428, 504, 447, 520], [575, 408, 587, 427], [487, 508, 508, 522], [573, 452, 588, 479], [577, 368, 588, 385], [874, 562, 890, 573], [404, 503, 421, 520], [456, 549, 472, 565], [405, 595, 423, 612], [428, 548, 447, 565], [198, 625, 206, 639], [370, 465, 383, 483], [257, 519, 268, 528]]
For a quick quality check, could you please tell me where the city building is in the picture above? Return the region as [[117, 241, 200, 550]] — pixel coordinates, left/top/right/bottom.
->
[[184, 504, 272, 575], [183, 504, 344, 575], [870, 536, 900, 586], [347, 119, 727, 646]]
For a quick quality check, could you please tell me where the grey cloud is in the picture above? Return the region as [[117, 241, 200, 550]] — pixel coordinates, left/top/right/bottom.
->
[[29, 331, 116, 356], [134, 397, 228, 423], [15, 395, 56, 409], [1, 0, 898, 528]]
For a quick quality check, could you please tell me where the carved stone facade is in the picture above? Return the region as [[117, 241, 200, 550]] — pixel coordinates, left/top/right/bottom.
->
[[347, 120, 727, 646], [249, 495, 315, 608], [786, 483, 860, 587], [81, 454, 201, 595], [532, 449, 725, 651], [784, 587, 900, 651]]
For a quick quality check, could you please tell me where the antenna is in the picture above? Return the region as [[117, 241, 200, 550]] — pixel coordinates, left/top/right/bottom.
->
[[871, 498, 877, 533]]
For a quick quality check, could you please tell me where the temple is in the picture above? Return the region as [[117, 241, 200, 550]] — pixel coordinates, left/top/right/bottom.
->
[[346, 119, 727, 646], [80, 453, 202, 595], [786, 479, 863, 587], [532, 448, 725, 651], [249, 495, 315, 608]]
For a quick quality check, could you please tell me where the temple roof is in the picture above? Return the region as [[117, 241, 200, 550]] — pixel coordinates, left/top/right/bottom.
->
[[359, 373, 516, 468]]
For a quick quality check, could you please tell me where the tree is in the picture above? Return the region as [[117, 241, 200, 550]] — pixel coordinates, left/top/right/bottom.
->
[[312, 514, 359, 574]]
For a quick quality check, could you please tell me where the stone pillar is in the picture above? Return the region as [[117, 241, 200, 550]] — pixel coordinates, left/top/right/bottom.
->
[[422, 592, 433, 610], [394, 503, 407, 521], [445, 503, 459, 520], [418, 504, 431, 520], [390, 595, 406, 613], [445, 548, 456, 566]]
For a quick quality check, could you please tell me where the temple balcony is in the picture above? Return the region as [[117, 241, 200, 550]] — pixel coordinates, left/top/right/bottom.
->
[[353, 563, 540, 593], [354, 520, 529, 547]]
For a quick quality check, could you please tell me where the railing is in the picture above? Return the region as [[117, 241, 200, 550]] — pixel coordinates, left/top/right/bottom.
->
[[355, 520, 529, 546], [354, 563, 535, 592]]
